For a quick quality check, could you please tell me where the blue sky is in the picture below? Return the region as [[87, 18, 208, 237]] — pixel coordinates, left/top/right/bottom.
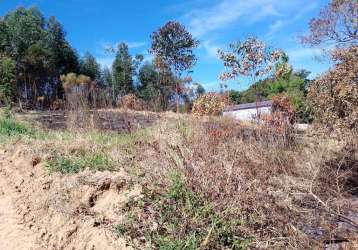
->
[[0, 0, 331, 91]]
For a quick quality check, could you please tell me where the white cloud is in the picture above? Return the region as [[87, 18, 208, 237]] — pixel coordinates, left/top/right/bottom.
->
[[265, 2, 318, 37], [96, 56, 115, 68], [183, 0, 319, 38], [127, 41, 147, 49], [287, 47, 324, 61], [267, 20, 284, 36], [184, 0, 286, 37], [292, 2, 318, 21], [100, 41, 146, 53], [141, 51, 154, 63], [201, 40, 221, 58], [202, 81, 220, 91]]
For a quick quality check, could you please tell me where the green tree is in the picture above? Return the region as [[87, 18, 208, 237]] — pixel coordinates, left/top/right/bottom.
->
[[24, 43, 50, 102], [0, 7, 79, 104], [228, 90, 241, 104], [138, 63, 159, 99], [195, 84, 205, 97], [79, 52, 100, 81], [101, 67, 112, 87], [0, 57, 16, 106], [112, 43, 142, 100], [150, 21, 199, 112], [137, 62, 177, 111], [45, 16, 79, 75]]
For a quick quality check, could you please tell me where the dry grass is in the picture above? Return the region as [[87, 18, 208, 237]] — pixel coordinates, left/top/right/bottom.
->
[[116, 116, 358, 249], [1, 108, 357, 249]]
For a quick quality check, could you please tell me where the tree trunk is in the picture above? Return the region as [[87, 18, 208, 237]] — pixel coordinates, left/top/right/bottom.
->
[[176, 82, 180, 113]]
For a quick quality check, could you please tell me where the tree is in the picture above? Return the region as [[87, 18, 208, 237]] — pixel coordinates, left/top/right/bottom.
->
[[45, 16, 79, 76], [150, 21, 199, 112], [112, 43, 142, 101], [302, 0, 357, 131], [309, 46, 358, 133], [138, 63, 159, 102], [138, 61, 176, 111], [218, 37, 283, 115], [0, 7, 79, 105], [101, 67, 112, 87], [0, 57, 16, 106], [301, 0, 357, 48], [195, 84, 206, 97], [228, 90, 241, 104], [79, 52, 100, 81]]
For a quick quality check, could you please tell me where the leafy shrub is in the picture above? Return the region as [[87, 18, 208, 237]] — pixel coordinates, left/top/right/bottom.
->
[[120, 94, 146, 111], [46, 152, 114, 174], [192, 93, 227, 117]]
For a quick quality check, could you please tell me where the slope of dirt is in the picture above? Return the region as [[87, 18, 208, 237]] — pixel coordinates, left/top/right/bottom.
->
[[0, 145, 140, 250], [0, 173, 41, 250]]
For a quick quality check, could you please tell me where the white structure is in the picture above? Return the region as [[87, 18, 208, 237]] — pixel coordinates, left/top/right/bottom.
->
[[223, 101, 272, 121]]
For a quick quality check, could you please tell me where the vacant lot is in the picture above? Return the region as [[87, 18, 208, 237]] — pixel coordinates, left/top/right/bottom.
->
[[0, 109, 357, 250]]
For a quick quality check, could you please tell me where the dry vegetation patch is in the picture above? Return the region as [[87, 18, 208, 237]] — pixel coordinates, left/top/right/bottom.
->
[[0, 110, 357, 249]]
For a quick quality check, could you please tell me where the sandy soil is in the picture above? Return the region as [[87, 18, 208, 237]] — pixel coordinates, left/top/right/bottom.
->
[[0, 174, 40, 250], [0, 145, 139, 250]]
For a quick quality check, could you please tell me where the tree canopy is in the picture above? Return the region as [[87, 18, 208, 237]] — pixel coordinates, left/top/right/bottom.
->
[[150, 21, 199, 112]]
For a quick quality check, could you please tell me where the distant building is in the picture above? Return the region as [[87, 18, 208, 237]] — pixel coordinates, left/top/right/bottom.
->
[[223, 101, 272, 121]]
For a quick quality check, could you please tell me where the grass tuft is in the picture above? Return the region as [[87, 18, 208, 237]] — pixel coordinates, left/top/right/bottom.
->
[[46, 152, 114, 174], [0, 113, 38, 143]]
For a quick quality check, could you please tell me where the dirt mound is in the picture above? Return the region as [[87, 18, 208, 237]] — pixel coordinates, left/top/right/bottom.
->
[[0, 146, 140, 250]]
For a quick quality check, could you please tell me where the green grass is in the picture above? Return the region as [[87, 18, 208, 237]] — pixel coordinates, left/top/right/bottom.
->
[[87, 127, 151, 147], [0, 114, 39, 143], [46, 151, 114, 174], [116, 173, 251, 249]]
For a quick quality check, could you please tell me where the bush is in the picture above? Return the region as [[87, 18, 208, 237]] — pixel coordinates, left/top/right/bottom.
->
[[120, 94, 146, 111], [309, 46, 358, 134], [192, 93, 227, 117]]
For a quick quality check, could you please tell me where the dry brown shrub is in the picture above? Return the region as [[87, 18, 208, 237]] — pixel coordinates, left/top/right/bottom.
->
[[122, 115, 358, 249], [309, 46, 358, 135], [119, 94, 146, 111], [261, 93, 297, 146], [191, 93, 227, 117]]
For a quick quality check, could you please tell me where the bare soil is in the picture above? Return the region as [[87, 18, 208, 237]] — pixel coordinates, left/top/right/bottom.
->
[[0, 145, 140, 250]]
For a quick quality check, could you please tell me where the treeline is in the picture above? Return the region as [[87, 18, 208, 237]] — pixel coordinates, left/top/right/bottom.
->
[[0, 7, 204, 111], [1, 0, 356, 132]]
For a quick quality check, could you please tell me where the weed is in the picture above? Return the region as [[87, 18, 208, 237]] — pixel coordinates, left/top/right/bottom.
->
[[118, 173, 251, 249], [0, 114, 37, 143], [46, 152, 114, 174], [113, 224, 127, 237]]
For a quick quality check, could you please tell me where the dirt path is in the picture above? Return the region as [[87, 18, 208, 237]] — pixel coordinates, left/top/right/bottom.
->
[[0, 146, 135, 250], [0, 174, 41, 250]]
